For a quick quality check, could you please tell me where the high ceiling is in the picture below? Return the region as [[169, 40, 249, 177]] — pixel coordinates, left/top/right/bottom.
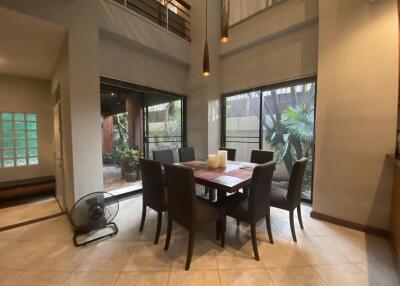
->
[[0, 8, 66, 80]]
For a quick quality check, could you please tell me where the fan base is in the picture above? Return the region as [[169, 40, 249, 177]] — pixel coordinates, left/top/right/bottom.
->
[[73, 222, 119, 247]]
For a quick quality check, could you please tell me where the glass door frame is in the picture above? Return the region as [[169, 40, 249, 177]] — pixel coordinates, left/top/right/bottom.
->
[[221, 75, 317, 204]]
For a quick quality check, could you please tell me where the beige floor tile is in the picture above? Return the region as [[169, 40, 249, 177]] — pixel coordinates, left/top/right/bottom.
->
[[168, 270, 220, 286], [115, 272, 169, 286], [267, 267, 327, 286], [314, 264, 381, 286], [258, 236, 309, 268], [219, 269, 274, 286], [62, 272, 120, 286], [0, 269, 24, 286], [123, 240, 172, 271], [169, 237, 218, 270], [75, 241, 135, 272], [356, 260, 400, 286], [14, 271, 71, 286]]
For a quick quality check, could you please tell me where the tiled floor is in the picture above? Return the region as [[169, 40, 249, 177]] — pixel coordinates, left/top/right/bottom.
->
[[0, 194, 398, 286], [0, 196, 62, 229]]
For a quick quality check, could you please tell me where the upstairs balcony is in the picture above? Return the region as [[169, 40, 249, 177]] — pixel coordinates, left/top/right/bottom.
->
[[112, 0, 191, 41]]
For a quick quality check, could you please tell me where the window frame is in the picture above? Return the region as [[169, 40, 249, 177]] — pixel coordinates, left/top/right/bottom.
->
[[0, 111, 39, 168], [221, 75, 317, 204]]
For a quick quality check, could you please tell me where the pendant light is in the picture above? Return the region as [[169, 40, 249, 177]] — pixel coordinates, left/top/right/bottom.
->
[[202, 0, 210, 77], [221, 0, 229, 43]]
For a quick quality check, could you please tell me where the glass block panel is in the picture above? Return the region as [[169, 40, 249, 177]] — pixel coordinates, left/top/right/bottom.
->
[[1, 113, 13, 120], [27, 131, 37, 139], [16, 148, 26, 158], [14, 122, 26, 130], [2, 131, 13, 139], [26, 114, 37, 122], [16, 158, 27, 166], [15, 131, 26, 139], [28, 157, 38, 165], [27, 122, 37, 130], [3, 159, 14, 168], [15, 140, 25, 148], [2, 121, 13, 130], [28, 140, 37, 148], [3, 140, 14, 148], [28, 148, 38, 157], [3, 150, 14, 158], [14, 113, 25, 121]]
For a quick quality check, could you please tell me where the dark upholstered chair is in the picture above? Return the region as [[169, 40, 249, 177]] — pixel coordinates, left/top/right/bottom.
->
[[139, 158, 168, 244], [223, 161, 276, 261], [153, 149, 174, 165], [164, 164, 226, 271], [178, 147, 195, 162], [250, 150, 274, 164], [219, 147, 236, 161], [271, 158, 308, 242]]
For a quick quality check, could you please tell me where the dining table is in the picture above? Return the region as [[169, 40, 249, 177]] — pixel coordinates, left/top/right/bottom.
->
[[174, 160, 257, 197]]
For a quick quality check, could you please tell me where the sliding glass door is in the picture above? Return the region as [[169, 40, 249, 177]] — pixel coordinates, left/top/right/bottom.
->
[[221, 77, 316, 202], [144, 94, 186, 161]]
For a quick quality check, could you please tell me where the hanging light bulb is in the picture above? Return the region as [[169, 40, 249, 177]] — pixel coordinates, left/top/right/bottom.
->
[[202, 0, 210, 77], [221, 0, 229, 43]]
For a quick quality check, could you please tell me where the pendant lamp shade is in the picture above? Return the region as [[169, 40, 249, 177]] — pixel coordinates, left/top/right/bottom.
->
[[221, 0, 229, 43], [202, 0, 210, 77], [202, 39, 210, 76]]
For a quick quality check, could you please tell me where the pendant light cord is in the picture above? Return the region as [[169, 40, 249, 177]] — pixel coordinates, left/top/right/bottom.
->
[[205, 0, 208, 38]]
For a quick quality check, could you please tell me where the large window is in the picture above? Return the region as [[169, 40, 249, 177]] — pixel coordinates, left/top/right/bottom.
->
[[144, 97, 185, 161], [0, 112, 39, 168], [222, 77, 316, 201]]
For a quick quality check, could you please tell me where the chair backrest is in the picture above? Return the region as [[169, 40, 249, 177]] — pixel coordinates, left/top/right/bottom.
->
[[164, 164, 197, 230], [250, 150, 274, 164], [153, 149, 174, 165], [219, 148, 236, 161], [287, 158, 308, 209], [178, 147, 195, 162], [248, 161, 276, 221], [140, 158, 166, 210]]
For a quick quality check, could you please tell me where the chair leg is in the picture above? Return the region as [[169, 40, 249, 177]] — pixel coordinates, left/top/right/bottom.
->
[[139, 205, 146, 232], [154, 211, 162, 244], [297, 204, 304, 230], [289, 210, 297, 242], [236, 219, 240, 227], [250, 223, 260, 261], [164, 219, 173, 250], [266, 213, 274, 244], [216, 220, 220, 241], [185, 231, 195, 271], [220, 217, 226, 248]]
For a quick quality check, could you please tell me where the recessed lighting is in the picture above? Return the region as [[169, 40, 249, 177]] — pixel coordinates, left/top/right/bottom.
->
[[111, 92, 115, 96]]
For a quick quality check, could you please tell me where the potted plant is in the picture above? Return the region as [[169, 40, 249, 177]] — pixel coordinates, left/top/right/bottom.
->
[[120, 148, 141, 182]]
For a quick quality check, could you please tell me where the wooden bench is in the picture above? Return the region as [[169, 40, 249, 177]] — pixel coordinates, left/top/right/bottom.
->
[[0, 176, 55, 200]]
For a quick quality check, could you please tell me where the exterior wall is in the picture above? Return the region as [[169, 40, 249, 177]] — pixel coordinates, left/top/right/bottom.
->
[[314, 0, 398, 230], [0, 74, 54, 182]]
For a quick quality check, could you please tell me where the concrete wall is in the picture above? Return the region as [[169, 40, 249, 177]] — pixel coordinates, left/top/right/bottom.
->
[[313, 0, 398, 230], [0, 74, 54, 182], [221, 0, 319, 93]]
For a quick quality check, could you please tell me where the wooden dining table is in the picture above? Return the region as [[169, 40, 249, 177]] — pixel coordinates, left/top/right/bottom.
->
[[174, 160, 257, 194]]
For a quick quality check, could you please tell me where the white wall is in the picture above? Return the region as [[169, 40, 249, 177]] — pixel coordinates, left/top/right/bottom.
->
[[0, 74, 54, 182], [313, 0, 398, 230], [221, 0, 318, 93]]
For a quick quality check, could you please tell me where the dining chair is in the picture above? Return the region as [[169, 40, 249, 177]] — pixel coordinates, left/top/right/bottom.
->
[[153, 149, 174, 165], [139, 158, 168, 244], [250, 149, 274, 164], [178, 147, 195, 162], [219, 147, 236, 161], [164, 164, 226, 271], [270, 158, 308, 242], [223, 161, 276, 261]]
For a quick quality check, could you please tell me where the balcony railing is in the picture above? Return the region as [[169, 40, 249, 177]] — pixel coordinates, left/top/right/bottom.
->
[[112, 0, 191, 41]]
